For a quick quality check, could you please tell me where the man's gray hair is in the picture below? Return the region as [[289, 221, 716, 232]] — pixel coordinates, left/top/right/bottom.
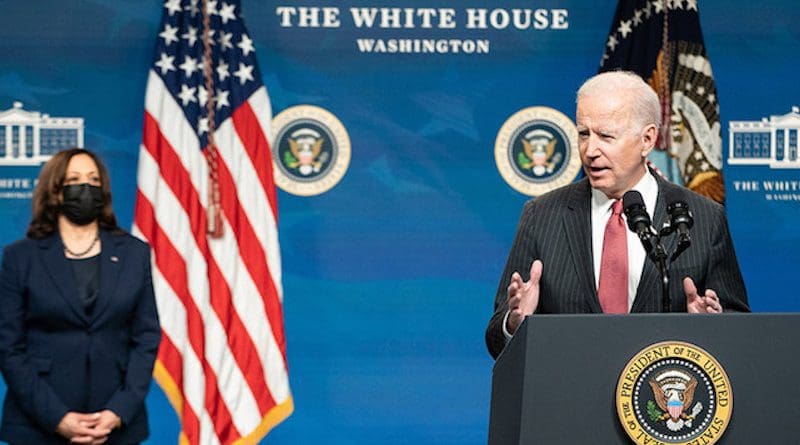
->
[[576, 71, 661, 131]]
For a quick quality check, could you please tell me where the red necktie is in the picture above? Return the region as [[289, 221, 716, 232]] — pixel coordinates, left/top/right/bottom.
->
[[598, 200, 628, 314]]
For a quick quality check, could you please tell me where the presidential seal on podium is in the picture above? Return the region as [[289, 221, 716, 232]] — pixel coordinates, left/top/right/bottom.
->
[[616, 341, 733, 445]]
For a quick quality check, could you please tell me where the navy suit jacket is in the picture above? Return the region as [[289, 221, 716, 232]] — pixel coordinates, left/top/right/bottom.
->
[[486, 174, 750, 359], [0, 230, 161, 444]]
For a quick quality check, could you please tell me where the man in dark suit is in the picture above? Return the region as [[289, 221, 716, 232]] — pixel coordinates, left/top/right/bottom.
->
[[486, 71, 749, 359]]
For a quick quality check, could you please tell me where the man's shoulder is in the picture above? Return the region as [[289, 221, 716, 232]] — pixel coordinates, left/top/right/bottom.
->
[[522, 178, 588, 212], [658, 179, 724, 215]]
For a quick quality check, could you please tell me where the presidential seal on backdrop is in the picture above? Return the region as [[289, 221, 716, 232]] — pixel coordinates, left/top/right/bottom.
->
[[616, 341, 732, 445], [271, 105, 350, 196], [494, 106, 581, 196]]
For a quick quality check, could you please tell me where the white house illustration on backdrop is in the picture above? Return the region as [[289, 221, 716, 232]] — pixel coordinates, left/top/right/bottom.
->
[[0, 102, 84, 166], [728, 106, 800, 169]]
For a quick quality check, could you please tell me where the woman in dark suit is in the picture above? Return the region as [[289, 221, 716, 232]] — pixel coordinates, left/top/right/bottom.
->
[[0, 148, 161, 444]]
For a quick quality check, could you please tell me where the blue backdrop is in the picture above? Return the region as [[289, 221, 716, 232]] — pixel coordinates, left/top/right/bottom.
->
[[0, 1, 798, 443]]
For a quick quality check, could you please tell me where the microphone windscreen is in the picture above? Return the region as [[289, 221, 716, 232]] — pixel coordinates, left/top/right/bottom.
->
[[622, 190, 652, 233], [622, 190, 645, 211], [667, 199, 694, 229]]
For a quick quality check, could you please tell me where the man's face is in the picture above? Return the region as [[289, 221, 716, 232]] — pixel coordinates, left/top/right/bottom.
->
[[576, 92, 655, 199]]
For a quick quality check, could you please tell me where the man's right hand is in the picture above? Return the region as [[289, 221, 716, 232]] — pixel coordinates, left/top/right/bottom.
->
[[505, 259, 543, 335]]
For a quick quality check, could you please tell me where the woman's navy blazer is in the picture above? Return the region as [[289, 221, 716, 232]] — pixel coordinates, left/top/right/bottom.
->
[[0, 230, 161, 444]]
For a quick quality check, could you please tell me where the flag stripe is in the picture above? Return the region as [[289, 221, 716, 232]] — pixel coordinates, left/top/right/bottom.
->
[[154, 333, 185, 411], [231, 99, 279, 219], [246, 87, 275, 146], [143, 72, 209, 202], [215, 108, 283, 302], [152, 333, 203, 445], [242, 91, 285, 309], [209, 152, 287, 361], [200, 211, 290, 425], [134, 188, 239, 442], [203, 212, 290, 407], [133, 196, 208, 443], [206, 261, 277, 416], [207, 119, 291, 403], [139, 115, 274, 431]]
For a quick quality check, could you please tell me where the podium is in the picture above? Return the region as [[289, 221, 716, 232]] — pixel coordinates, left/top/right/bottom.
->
[[488, 313, 800, 444]]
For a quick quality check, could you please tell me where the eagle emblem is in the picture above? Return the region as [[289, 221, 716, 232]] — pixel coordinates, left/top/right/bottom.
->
[[284, 128, 329, 176], [616, 342, 732, 445], [648, 369, 703, 432], [518, 129, 562, 177]]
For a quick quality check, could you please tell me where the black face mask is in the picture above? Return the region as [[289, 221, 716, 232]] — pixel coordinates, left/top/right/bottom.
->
[[60, 183, 105, 226]]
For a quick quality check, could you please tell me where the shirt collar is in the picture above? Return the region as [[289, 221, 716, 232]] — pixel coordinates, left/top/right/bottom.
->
[[591, 167, 659, 217]]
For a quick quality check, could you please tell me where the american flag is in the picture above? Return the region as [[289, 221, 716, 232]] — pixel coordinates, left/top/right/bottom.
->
[[133, 1, 292, 444]]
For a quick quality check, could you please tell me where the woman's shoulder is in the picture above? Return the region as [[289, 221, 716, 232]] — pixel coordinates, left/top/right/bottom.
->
[[103, 230, 151, 251], [4, 235, 46, 254], [1, 236, 51, 267]]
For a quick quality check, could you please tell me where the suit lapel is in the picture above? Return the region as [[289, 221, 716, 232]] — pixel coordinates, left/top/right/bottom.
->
[[37, 234, 88, 324], [92, 230, 122, 323], [564, 180, 603, 313]]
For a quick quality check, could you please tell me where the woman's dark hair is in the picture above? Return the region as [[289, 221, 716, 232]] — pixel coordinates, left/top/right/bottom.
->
[[27, 148, 123, 238]]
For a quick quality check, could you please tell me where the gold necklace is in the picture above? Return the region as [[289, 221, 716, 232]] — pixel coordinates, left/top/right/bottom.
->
[[64, 234, 99, 257]]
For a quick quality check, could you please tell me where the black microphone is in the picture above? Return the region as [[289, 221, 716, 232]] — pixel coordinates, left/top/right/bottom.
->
[[666, 200, 693, 260], [623, 190, 671, 312], [622, 190, 657, 254]]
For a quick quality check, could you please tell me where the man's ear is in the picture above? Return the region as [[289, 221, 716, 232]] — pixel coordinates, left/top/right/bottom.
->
[[640, 124, 658, 158]]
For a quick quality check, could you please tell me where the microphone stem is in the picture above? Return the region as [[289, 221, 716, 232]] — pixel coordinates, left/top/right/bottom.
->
[[660, 261, 670, 313], [651, 242, 671, 313]]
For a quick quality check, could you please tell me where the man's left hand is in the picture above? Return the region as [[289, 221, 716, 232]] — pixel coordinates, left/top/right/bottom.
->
[[684, 277, 722, 314]]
